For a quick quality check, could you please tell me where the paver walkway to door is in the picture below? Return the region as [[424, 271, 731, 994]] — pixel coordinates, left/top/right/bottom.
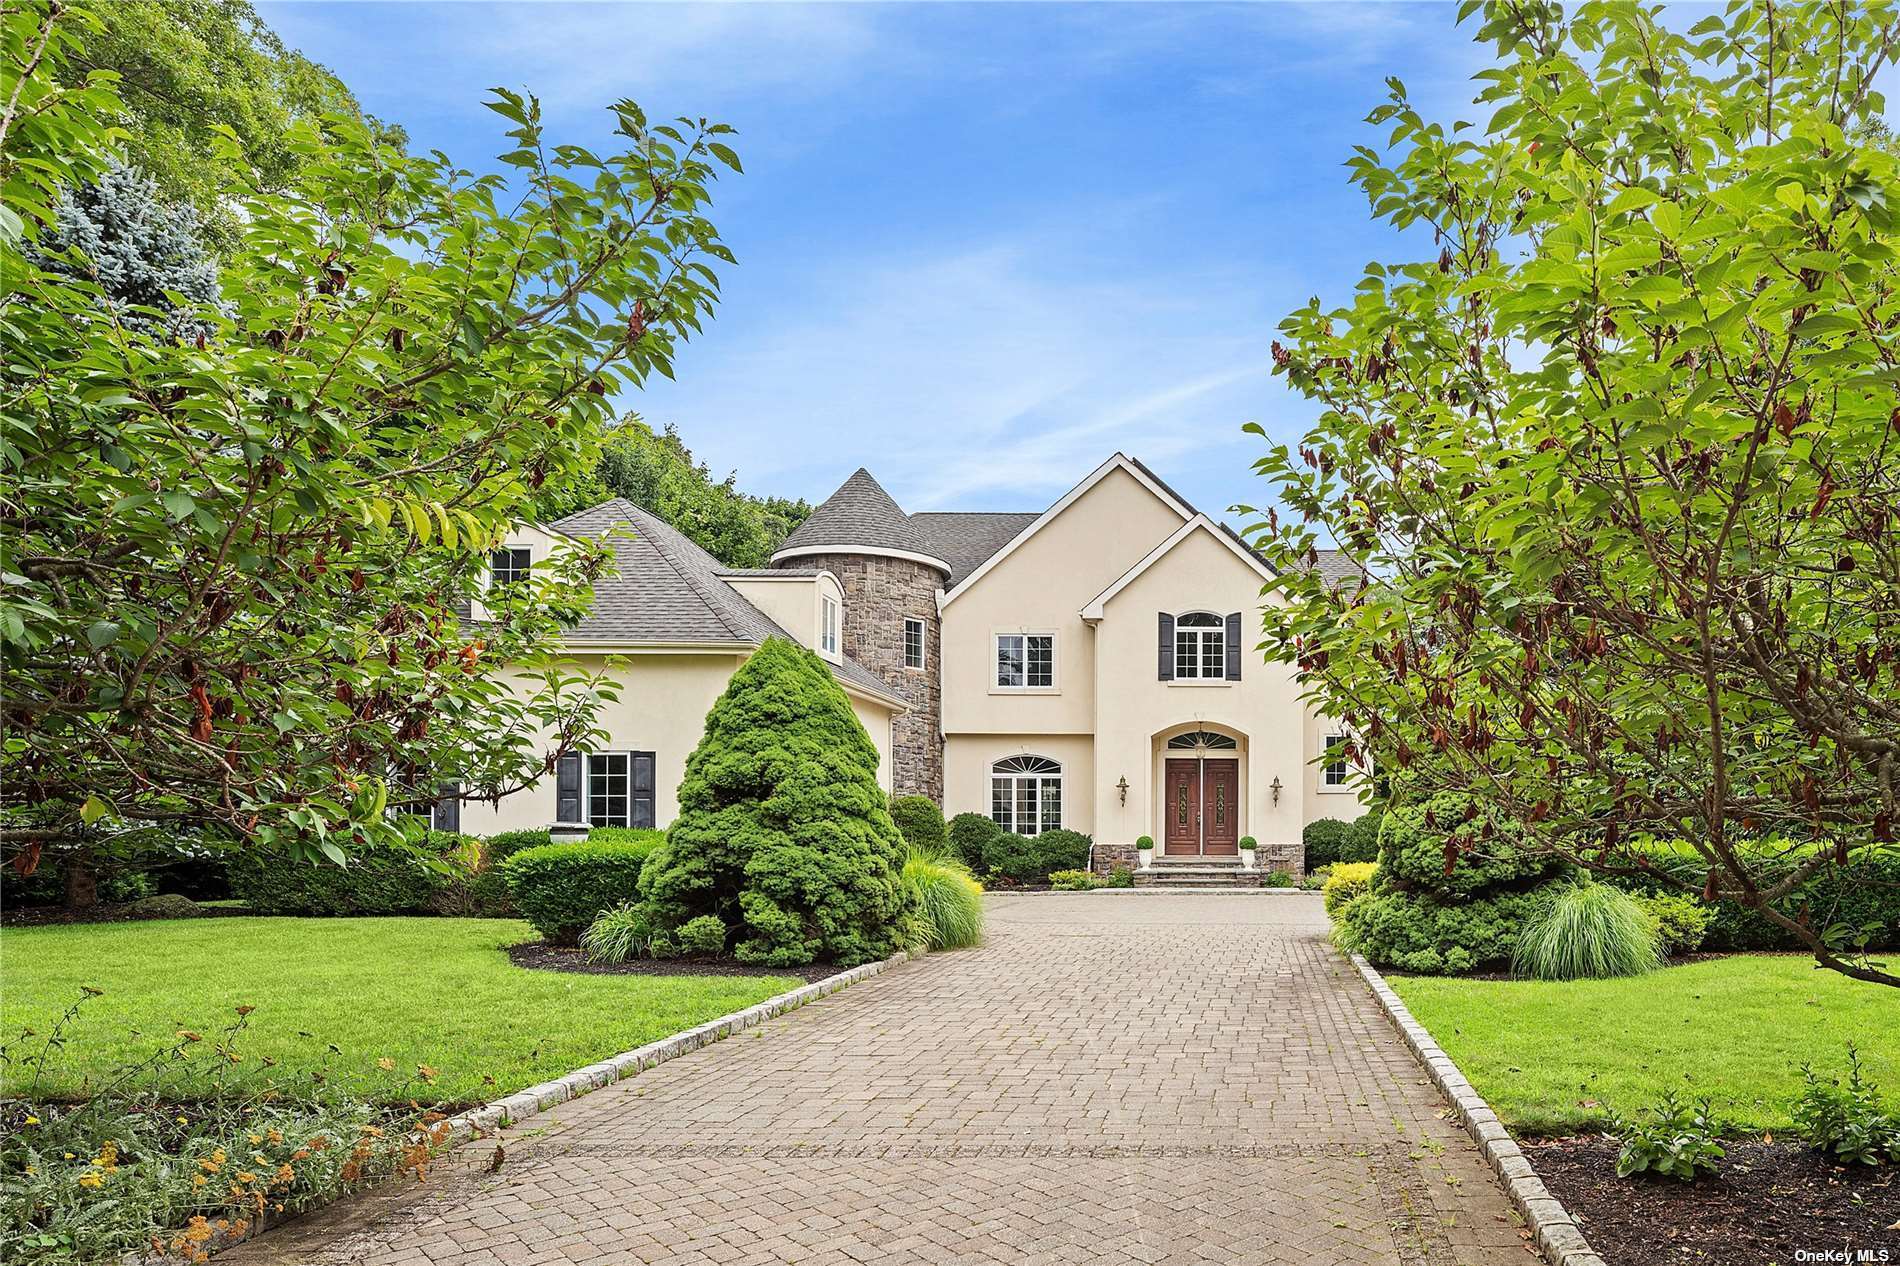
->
[[229, 894, 1532, 1266]]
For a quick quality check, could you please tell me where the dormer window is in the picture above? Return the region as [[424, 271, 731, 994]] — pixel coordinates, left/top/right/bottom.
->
[[820, 595, 840, 656], [490, 546, 532, 588]]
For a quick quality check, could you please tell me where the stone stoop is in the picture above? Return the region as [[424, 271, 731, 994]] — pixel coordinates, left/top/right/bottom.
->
[[1132, 859, 1264, 888]]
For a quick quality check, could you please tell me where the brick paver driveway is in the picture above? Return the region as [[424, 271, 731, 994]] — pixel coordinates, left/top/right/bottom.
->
[[230, 894, 1530, 1266]]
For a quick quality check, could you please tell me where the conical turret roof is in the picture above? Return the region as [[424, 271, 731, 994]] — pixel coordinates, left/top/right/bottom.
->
[[773, 468, 949, 573]]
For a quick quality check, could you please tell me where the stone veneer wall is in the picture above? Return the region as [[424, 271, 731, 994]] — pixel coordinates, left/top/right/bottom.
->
[[778, 551, 944, 802]]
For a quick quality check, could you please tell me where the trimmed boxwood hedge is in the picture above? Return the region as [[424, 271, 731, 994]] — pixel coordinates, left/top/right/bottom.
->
[[890, 796, 948, 858], [948, 813, 1002, 872], [230, 832, 477, 916], [984, 828, 1091, 885], [1303, 818, 1353, 870], [501, 835, 662, 945]]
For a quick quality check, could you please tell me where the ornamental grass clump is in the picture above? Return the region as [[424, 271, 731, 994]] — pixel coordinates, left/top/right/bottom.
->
[[1512, 883, 1660, 981], [901, 857, 984, 950], [1, 991, 446, 1265], [579, 903, 652, 964]]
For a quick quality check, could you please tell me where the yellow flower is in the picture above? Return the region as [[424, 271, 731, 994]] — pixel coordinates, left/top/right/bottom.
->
[[63, 1152, 75, 1160], [23, 1165, 36, 1176], [77, 1173, 104, 1189], [22, 1116, 38, 1126], [193, 1175, 207, 1188], [236, 1171, 257, 1185], [376, 1057, 396, 1072], [247, 1134, 263, 1145], [176, 1116, 188, 1126]]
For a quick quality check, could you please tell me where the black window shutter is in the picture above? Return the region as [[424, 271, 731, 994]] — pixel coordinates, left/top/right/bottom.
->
[[1225, 612, 1243, 681], [555, 753, 584, 823], [1158, 613, 1175, 680], [631, 752, 656, 829], [433, 782, 461, 834]]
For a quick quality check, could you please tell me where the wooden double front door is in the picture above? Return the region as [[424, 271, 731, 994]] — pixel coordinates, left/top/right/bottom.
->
[[1163, 757, 1240, 856]]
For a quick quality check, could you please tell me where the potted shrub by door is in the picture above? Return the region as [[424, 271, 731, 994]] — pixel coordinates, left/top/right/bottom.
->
[[1136, 835, 1155, 869], [1239, 836, 1258, 869]]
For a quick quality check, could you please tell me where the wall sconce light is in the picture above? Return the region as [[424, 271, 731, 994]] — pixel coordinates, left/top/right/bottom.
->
[[1270, 776, 1283, 806], [1116, 776, 1129, 806]]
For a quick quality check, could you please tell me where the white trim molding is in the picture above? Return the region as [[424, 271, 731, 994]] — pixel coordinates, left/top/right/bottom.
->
[[1081, 514, 1275, 621], [770, 543, 952, 575], [939, 453, 1195, 611]]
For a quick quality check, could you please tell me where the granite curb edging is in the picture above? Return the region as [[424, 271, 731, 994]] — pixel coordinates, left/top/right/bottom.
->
[[142, 948, 917, 1264], [1347, 952, 1609, 1266], [444, 946, 916, 1143]]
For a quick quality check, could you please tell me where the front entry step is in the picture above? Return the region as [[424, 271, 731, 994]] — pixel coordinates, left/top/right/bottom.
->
[[1134, 865, 1264, 888]]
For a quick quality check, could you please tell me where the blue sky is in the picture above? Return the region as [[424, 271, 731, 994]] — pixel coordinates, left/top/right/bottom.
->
[[263, 2, 1492, 519]]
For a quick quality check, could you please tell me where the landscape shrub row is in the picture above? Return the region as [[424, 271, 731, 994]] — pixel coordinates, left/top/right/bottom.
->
[[1301, 809, 1382, 870], [943, 814, 1089, 884], [1604, 842, 1900, 954], [1323, 815, 1897, 976], [230, 832, 488, 918], [499, 832, 665, 945]]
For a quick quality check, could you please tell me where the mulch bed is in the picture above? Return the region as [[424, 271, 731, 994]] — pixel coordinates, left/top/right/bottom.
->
[[506, 941, 839, 982], [1524, 1136, 1900, 1266]]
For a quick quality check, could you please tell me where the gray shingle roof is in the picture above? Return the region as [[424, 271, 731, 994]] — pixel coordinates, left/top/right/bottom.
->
[[907, 512, 1039, 588], [1310, 548, 1365, 590], [548, 498, 903, 706], [775, 468, 948, 571]]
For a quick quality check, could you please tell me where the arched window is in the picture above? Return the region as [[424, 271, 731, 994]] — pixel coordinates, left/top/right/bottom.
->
[[1173, 611, 1225, 680], [990, 755, 1062, 836], [1166, 729, 1238, 750]]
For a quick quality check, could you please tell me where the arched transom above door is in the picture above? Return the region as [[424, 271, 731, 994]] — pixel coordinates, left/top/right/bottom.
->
[[1165, 729, 1237, 751]]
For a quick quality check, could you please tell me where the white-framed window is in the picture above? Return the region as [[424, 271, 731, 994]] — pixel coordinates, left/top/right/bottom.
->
[[903, 617, 926, 670], [990, 755, 1062, 835], [1174, 612, 1226, 681], [586, 751, 656, 827], [1323, 734, 1354, 788], [994, 632, 1054, 689], [820, 596, 840, 656], [490, 546, 532, 588]]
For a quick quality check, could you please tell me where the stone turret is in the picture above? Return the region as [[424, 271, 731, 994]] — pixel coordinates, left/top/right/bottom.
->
[[772, 469, 948, 801]]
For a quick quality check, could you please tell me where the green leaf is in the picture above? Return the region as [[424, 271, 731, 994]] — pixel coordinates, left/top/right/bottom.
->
[[80, 795, 110, 826], [1776, 181, 1806, 211], [85, 620, 119, 650]]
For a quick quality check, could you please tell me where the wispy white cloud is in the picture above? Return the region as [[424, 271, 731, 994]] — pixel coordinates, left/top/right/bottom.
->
[[635, 236, 1281, 513]]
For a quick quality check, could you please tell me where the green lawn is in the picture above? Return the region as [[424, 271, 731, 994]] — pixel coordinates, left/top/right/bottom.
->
[[1389, 955, 1900, 1135], [0, 917, 800, 1107]]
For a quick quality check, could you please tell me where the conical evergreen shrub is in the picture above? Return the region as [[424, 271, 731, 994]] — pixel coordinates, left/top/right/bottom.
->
[[638, 638, 917, 965]]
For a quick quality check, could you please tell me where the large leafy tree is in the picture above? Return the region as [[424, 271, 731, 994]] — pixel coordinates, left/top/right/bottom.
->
[[1250, 1, 1900, 985], [62, 0, 378, 247], [1, 2, 740, 888], [532, 415, 810, 568]]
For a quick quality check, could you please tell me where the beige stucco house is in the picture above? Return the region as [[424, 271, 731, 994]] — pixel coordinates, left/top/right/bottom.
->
[[452, 454, 1367, 877]]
